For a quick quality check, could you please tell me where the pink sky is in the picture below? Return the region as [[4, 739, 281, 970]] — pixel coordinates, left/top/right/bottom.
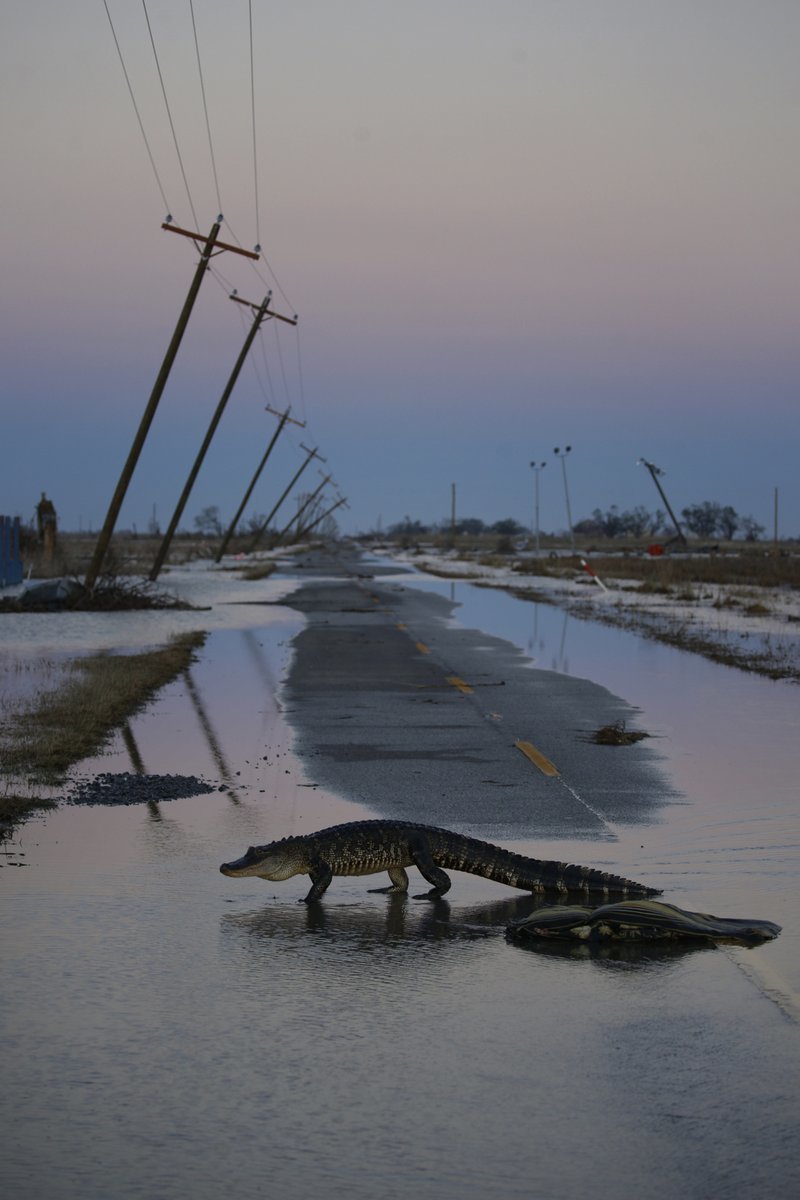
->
[[1, 1, 798, 536]]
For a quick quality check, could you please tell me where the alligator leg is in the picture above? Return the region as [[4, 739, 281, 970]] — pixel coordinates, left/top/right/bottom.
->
[[368, 866, 410, 894], [410, 840, 452, 898], [302, 858, 333, 903]]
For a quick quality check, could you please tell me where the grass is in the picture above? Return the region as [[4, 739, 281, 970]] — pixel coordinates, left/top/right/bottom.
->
[[527, 551, 800, 591], [0, 631, 206, 828]]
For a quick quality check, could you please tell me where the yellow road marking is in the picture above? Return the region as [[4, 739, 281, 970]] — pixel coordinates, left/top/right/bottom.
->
[[396, 622, 407, 631], [515, 739, 559, 777], [446, 674, 474, 695], [416, 641, 431, 654]]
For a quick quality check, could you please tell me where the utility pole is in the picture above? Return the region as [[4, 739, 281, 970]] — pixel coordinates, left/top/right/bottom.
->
[[148, 292, 298, 581], [248, 445, 325, 552], [638, 458, 687, 546], [451, 483, 457, 543], [276, 473, 332, 544], [84, 219, 259, 591], [295, 495, 348, 541], [553, 446, 575, 554], [215, 405, 305, 562]]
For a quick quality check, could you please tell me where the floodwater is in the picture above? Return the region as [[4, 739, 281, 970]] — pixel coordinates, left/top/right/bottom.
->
[[2, 561, 799, 1199]]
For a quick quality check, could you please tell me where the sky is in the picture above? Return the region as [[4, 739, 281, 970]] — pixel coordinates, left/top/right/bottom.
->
[[1, 1, 798, 540]]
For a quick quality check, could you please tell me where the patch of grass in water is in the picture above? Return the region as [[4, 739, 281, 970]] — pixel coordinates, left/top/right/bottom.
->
[[0, 789, 57, 836], [0, 631, 206, 787]]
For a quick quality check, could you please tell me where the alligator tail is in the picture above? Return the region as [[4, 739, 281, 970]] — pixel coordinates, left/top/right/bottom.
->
[[436, 833, 659, 898]]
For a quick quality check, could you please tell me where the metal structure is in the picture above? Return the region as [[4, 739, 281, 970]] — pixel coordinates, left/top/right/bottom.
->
[[529, 460, 546, 555]]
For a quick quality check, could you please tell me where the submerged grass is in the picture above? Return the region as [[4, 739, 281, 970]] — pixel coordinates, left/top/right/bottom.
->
[[0, 632, 207, 826]]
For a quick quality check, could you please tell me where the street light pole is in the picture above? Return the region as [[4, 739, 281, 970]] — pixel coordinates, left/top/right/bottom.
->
[[529, 460, 546, 556], [554, 446, 575, 554]]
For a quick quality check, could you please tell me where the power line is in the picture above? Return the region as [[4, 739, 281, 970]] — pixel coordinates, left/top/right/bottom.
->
[[221, 216, 296, 315], [141, 0, 199, 229], [270, 319, 291, 408], [102, 0, 171, 214], [294, 326, 306, 421], [189, 0, 222, 214], [249, 0, 261, 251]]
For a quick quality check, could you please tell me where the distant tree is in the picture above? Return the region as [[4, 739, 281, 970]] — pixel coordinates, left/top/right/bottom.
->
[[648, 508, 667, 536], [620, 505, 653, 538], [244, 512, 267, 534], [573, 516, 603, 536], [489, 518, 525, 536], [681, 501, 722, 539], [717, 506, 740, 540], [455, 517, 486, 536], [578, 506, 664, 539], [591, 506, 625, 538], [740, 515, 766, 541], [194, 505, 223, 537], [316, 514, 340, 541], [388, 516, 429, 537]]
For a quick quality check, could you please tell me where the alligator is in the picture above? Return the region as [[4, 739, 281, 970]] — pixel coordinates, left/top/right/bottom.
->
[[219, 819, 660, 903]]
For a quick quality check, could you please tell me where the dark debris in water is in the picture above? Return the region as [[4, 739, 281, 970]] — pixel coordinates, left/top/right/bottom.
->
[[589, 722, 650, 746], [68, 772, 218, 807], [0, 576, 202, 613]]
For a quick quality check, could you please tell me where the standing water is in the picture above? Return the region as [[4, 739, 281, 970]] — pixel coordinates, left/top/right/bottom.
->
[[2, 560, 798, 1199]]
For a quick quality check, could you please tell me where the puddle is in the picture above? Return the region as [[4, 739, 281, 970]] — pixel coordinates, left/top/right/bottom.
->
[[2, 560, 799, 1199]]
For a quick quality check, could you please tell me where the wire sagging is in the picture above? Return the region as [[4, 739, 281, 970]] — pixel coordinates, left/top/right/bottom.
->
[[142, 0, 199, 229], [189, 0, 222, 215], [249, 0, 261, 251], [103, 0, 171, 215]]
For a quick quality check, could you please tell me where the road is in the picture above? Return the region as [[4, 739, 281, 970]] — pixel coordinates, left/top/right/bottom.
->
[[280, 545, 675, 885]]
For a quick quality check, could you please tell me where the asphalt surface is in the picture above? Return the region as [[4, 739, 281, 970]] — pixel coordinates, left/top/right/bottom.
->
[[280, 546, 676, 848]]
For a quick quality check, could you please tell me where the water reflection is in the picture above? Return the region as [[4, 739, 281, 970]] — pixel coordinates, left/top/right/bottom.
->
[[183, 667, 240, 801], [220, 890, 632, 952], [121, 721, 146, 774], [506, 935, 722, 967]]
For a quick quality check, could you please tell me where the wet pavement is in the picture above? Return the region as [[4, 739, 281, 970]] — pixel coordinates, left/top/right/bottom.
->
[[282, 557, 675, 868], [2, 544, 799, 1199]]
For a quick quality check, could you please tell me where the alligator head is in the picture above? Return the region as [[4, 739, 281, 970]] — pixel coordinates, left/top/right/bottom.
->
[[219, 839, 304, 881]]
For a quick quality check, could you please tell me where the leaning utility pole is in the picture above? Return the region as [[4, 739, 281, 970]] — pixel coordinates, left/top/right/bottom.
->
[[638, 458, 687, 546], [215, 405, 305, 562], [148, 293, 298, 581], [294, 495, 348, 542], [84, 219, 259, 591], [276, 474, 332, 544], [248, 444, 325, 552]]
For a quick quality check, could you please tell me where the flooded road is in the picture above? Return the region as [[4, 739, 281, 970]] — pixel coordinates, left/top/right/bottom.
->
[[2, 552, 799, 1199]]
